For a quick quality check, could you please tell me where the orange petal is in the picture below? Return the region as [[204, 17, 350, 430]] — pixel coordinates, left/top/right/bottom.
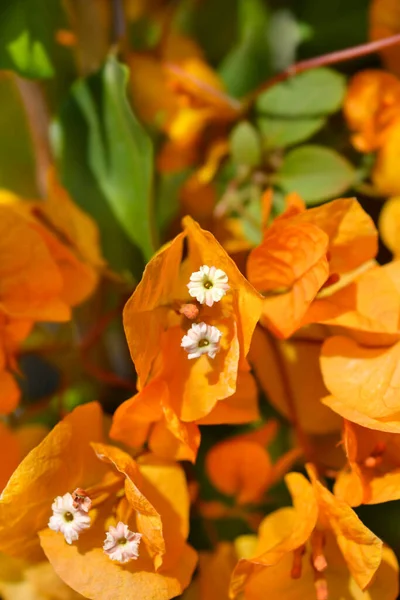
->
[[40, 524, 197, 600], [91, 443, 166, 569], [299, 198, 377, 274], [308, 467, 383, 590], [229, 472, 318, 597], [249, 327, 341, 434], [304, 261, 400, 344], [321, 336, 400, 432], [0, 403, 105, 561], [248, 219, 329, 338], [370, 0, 400, 77], [379, 197, 400, 257], [373, 119, 400, 195], [0, 202, 69, 321], [206, 439, 272, 504]]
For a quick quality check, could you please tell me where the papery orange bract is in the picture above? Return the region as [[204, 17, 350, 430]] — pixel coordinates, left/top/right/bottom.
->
[[129, 31, 239, 174], [205, 422, 300, 505], [334, 420, 400, 506], [247, 198, 377, 338], [321, 335, 400, 432], [380, 197, 400, 257], [0, 403, 106, 561], [304, 261, 400, 344], [0, 403, 197, 600], [114, 216, 262, 460], [344, 70, 400, 195], [248, 326, 341, 434], [0, 555, 84, 599], [343, 70, 400, 152], [370, 0, 400, 77], [0, 422, 48, 491], [242, 536, 398, 600], [0, 203, 69, 322], [230, 469, 385, 599]]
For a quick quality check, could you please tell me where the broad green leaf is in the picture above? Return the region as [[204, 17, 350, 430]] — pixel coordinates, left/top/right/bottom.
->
[[256, 68, 346, 117], [219, 0, 272, 97], [0, 77, 37, 196], [255, 68, 345, 149], [0, 0, 60, 78], [230, 121, 262, 167], [72, 55, 157, 262], [257, 115, 325, 149], [275, 145, 356, 204], [52, 90, 142, 277]]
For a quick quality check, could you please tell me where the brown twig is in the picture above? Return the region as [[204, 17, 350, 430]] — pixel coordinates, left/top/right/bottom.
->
[[14, 77, 52, 198], [246, 33, 400, 105]]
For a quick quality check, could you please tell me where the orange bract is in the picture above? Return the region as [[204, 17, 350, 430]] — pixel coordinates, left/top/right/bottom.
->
[[230, 469, 387, 600], [335, 420, 400, 506], [112, 216, 262, 461], [247, 198, 377, 338], [344, 70, 400, 195], [0, 403, 197, 600]]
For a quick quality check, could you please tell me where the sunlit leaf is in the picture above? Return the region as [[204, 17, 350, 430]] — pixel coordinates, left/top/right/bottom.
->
[[0, 0, 59, 78], [275, 145, 356, 204], [229, 121, 262, 167], [72, 54, 156, 262]]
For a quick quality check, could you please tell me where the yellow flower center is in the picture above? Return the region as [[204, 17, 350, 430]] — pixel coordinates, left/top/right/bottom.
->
[[198, 338, 210, 348], [203, 280, 213, 289], [64, 511, 74, 522], [118, 537, 127, 545]]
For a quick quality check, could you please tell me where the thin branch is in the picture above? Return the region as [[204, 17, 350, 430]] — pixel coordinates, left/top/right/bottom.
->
[[14, 77, 52, 198], [246, 33, 400, 104]]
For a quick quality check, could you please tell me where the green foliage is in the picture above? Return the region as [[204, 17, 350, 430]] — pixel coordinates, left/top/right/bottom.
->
[[219, 0, 271, 97], [0, 78, 37, 196], [229, 121, 262, 168], [53, 82, 143, 278], [0, 0, 61, 78], [274, 144, 356, 204], [69, 55, 157, 263], [256, 68, 346, 149]]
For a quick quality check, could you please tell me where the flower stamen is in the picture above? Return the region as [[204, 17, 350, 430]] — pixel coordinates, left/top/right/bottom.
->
[[181, 322, 222, 359], [103, 522, 142, 563], [48, 492, 91, 544], [188, 265, 229, 306]]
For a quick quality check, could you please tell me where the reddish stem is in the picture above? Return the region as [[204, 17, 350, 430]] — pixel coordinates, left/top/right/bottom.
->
[[247, 33, 400, 103]]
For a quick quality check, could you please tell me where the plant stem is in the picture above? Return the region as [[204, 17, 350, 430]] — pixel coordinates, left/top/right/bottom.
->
[[246, 33, 400, 105]]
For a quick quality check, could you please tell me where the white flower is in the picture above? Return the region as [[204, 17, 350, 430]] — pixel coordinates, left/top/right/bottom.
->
[[181, 322, 222, 359], [103, 522, 142, 563], [48, 492, 91, 544], [188, 265, 229, 307]]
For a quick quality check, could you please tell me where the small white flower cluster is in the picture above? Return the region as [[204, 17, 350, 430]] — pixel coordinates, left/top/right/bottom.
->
[[49, 492, 141, 563], [181, 265, 229, 359]]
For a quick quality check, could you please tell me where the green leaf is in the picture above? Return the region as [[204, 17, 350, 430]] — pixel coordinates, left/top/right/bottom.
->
[[256, 68, 346, 149], [0, 78, 37, 196], [219, 0, 272, 97], [72, 55, 157, 262], [258, 116, 325, 149], [230, 121, 262, 167], [256, 68, 346, 117], [0, 0, 58, 78], [52, 89, 143, 278], [275, 145, 356, 204]]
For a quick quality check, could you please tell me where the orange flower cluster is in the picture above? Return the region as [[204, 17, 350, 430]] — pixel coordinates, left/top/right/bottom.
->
[[0, 171, 104, 415], [2, 184, 400, 598]]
